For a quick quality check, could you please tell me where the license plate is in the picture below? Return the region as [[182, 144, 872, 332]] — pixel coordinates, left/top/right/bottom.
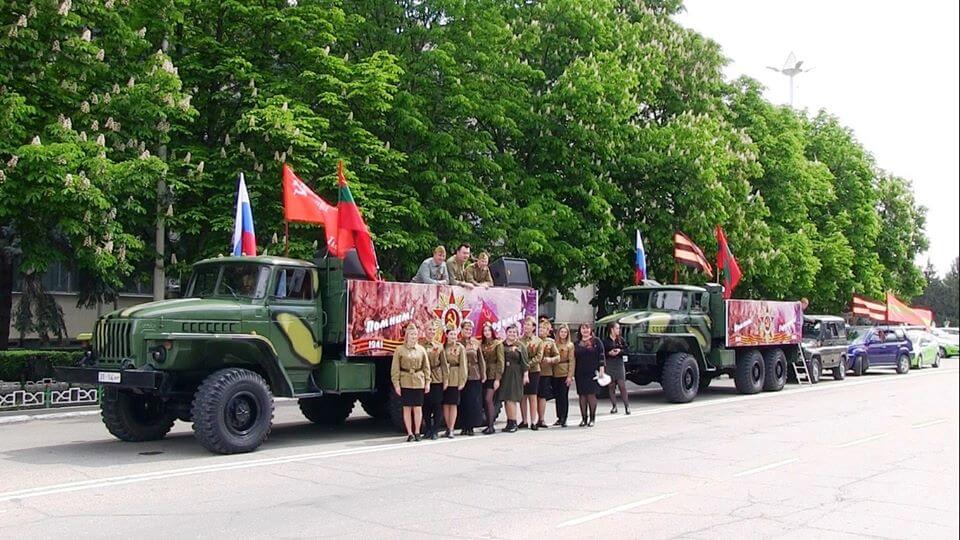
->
[[98, 371, 121, 384]]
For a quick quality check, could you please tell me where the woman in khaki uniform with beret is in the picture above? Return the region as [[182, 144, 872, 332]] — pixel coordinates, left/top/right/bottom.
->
[[459, 319, 485, 436], [391, 325, 431, 442], [480, 322, 504, 435], [499, 325, 529, 433], [520, 317, 543, 430], [536, 321, 560, 429], [441, 327, 468, 439], [551, 324, 576, 427]]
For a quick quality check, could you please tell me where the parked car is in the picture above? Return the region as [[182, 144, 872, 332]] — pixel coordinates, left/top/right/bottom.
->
[[905, 330, 942, 369], [847, 326, 913, 375], [801, 315, 849, 382], [931, 327, 959, 358]]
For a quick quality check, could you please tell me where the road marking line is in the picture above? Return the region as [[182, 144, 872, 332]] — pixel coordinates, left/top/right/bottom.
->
[[556, 493, 676, 528], [833, 433, 887, 448], [912, 419, 947, 429], [731, 458, 800, 478], [2, 367, 955, 503]]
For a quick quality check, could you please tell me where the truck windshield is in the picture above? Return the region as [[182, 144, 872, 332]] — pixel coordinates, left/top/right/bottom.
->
[[187, 264, 270, 299], [622, 291, 651, 310], [649, 290, 688, 311], [802, 320, 821, 338]]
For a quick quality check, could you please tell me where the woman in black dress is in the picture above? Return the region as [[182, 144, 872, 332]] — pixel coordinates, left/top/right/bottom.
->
[[459, 319, 485, 436], [574, 323, 605, 427], [603, 322, 630, 415], [423, 327, 446, 440], [480, 322, 504, 435]]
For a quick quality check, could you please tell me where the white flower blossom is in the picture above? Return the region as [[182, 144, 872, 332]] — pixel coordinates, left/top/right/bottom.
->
[[81, 28, 91, 42], [103, 93, 111, 104], [79, 131, 87, 141], [127, 76, 135, 88], [140, 150, 151, 159], [137, 27, 146, 38], [58, 0, 72, 16], [220, 147, 226, 158], [104, 240, 114, 254], [52, 40, 60, 52], [96, 49, 105, 61], [96, 134, 105, 146], [184, 151, 191, 164], [31, 136, 41, 145], [80, 101, 89, 113], [65, 173, 74, 187], [224, 134, 231, 146], [196, 161, 204, 174], [0, 170, 5, 183], [17, 15, 27, 28]]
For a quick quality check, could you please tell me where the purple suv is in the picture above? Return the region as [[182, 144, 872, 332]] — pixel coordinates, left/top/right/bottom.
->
[[847, 326, 914, 375]]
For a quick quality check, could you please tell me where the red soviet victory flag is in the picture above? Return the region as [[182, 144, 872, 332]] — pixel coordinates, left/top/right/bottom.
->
[[335, 161, 380, 281], [282, 163, 339, 254], [715, 225, 742, 299]]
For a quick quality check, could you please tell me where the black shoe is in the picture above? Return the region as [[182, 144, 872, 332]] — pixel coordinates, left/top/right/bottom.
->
[[482, 426, 495, 435], [610, 407, 618, 414], [430, 432, 438, 440], [560, 422, 567, 428], [579, 420, 587, 427], [625, 407, 631, 415], [414, 434, 422, 442], [406, 435, 414, 442], [552, 419, 562, 426], [535, 422, 549, 429], [459, 429, 468, 436], [588, 419, 595, 427], [518, 422, 529, 430], [503, 421, 518, 433], [466, 429, 475, 436], [530, 423, 539, 431], [445, 430, 454, 439]]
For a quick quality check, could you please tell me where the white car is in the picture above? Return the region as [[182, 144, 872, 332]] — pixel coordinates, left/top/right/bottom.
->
[[931, 328, 959, 357]]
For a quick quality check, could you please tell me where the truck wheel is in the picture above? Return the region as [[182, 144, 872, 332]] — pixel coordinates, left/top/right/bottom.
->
[[662, 352, 699, 403], [698, 376, 712, 392], [101, 391, 176, 442], [895, 354, 910, 374], [833, 357, 847, 380], [735, 349, 765, 394], [191, 368, 274, 454], [359, 391, 390, 420], [299, 395, 355, 425], [809, 357, 822, 385], [853, 355, 864, 376], [761, 348, 787, 391]]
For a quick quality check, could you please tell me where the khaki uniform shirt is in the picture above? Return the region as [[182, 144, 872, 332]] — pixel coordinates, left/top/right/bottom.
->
[[427, 342, 445, 385], [442, 342, 468, 388], [465, 263, 494, 287], [521, 335, 543, 373], [553, 341, 576, 378], [462, 338, 486, 381], [539, 337, 560, 377], [390, 343, 431, 389], [446, 256, 470, 287], [481, 340, 505, 380]]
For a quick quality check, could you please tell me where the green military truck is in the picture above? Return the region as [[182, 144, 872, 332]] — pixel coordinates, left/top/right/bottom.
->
[[57, 254, 520, 454], [597, 281, 805, 403]]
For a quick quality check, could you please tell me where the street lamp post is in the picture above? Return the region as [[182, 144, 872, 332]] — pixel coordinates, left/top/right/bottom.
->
[[767, 52, 812, 108]]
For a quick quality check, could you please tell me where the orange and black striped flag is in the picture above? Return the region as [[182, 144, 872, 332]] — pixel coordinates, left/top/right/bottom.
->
[[673, 231, 714, 278]]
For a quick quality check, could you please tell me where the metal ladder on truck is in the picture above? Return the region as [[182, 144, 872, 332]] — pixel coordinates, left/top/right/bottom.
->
[[791, 352, 812, 385]]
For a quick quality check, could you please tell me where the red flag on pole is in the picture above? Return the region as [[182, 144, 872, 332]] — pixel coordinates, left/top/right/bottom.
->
[[715, 226, 742, 299], [335, 161, 380, 281], [885, 292, 928, 327], [281, 164, 339, 253]]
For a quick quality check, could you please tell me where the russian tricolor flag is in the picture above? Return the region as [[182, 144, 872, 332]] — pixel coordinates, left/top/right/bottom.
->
[[634, 230, 647, 285], [231, 173, 257, 256]]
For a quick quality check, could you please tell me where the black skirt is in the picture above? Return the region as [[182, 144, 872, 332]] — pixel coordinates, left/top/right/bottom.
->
[[537, 374, 554, 400], [575, 368, 600, 396], [461, 380, 484, 427], [483, 379, 497, 390], [400, 387, 425, 407], [523, 372, 541, 395], [442, 386, 461, 405]]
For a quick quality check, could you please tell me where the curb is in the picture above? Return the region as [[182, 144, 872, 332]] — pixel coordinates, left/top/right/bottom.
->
[[0, 408, 101, 425]]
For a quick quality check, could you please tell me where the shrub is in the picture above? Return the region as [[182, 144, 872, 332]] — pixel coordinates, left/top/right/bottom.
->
[[0, 350, 84, 384]]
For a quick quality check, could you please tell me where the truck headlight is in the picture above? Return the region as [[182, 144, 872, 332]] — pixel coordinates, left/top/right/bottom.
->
[[151, 345, 167, 364]]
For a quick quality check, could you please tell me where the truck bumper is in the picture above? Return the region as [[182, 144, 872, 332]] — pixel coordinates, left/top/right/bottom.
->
[[54, 367, 166, 391]]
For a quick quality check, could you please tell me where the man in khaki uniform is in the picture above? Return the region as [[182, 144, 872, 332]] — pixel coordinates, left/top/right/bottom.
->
[[447, 243, 474, 288], [466, 251, 494, 288]]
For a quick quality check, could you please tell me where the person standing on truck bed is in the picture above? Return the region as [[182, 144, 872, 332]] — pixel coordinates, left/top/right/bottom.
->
[[603, 322, 630, 415], [391, 325, 432, 442], [552, 324, 576, 427], [423, 328, 446, 440], [537, 320, 560, 429], [465, 251, 494, 288], [500, 325, 530, 433], [480, 323, 504, 435], [459, 319, 485, 436], [447, 243, 475, 289], [574, 323, 605, 427], [412, 245, 450, 285], [520, 316, 544, 430], [441, 326, 468, 438]]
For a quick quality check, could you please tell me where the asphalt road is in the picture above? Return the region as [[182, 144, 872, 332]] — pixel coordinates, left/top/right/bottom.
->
[[1, 360, 957, 539]]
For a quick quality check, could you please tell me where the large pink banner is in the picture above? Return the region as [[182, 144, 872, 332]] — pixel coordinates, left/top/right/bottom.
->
[[725, 299, 802, 348], [346, 280, 538, 357]]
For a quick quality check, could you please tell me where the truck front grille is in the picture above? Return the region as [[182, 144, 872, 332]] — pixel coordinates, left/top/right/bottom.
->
[[94, 319, 133, 360]]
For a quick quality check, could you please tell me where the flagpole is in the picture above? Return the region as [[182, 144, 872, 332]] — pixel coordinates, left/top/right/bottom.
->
[[674, 264, 678, 285], [284, 221, 289, 257]]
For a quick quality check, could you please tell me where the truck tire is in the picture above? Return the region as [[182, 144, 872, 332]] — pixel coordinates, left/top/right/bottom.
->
[[661, 352, 699, 403], [359, 391, 390, 420], [101, 390, 176, 442], [853, 355, 864, 376], [895, 353, 910, 374], [833, 357, 847, 380], [698, 376, 712, 392], [735, 349, 765, 394], [761, 348, 787, 392], [191, 368, 274, 454], [809, 357, 822, 385], [299, 395, 355, 425]]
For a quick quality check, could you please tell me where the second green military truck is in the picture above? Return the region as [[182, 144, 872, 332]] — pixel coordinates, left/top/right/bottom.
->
[[598, 281, 805, 403], [57, 254, 536, 454]]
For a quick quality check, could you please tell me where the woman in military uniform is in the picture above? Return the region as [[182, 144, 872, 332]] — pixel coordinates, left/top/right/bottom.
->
[[423, 327, 446, 440], [536, 321, 560, 429], [441, 327, 468, 438], [520, 317, 543, 430], [551, 324, 576, 427], [480, 322, 504, 435], [500, 325, 529, 433], [459, 319, 485, 436], [390, 325, 431, 442], [574, 323, 605, 427]]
